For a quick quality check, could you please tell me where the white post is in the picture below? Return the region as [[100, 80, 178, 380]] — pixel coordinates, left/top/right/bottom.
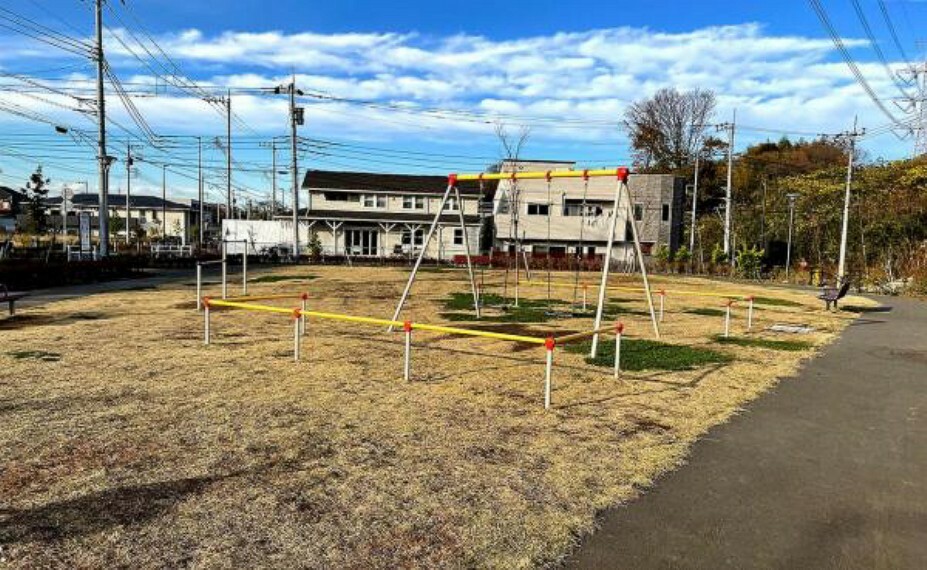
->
[[204, 303, 211, 345], [293, 314, 301, 361], [453, 186, 481, 319], [747, 296, 754, 331], [196, 263, 202, 312], [582, 284, 588, 312], [221, 241, 228, 300], [659, 290, 665, 322], [614, 322, 624, 379], [403, 321, 412, 381], [301, 296, 307, 336], [544, 337, 554, 410], [242, 240, 248, 295], [724, 302, 732, 338], [389, 182, 456, 331]]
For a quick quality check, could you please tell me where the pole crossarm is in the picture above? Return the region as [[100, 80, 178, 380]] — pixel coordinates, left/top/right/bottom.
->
[[454, 167, 629, 183]]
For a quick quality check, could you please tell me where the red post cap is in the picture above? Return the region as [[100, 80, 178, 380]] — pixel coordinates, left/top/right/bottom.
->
[[301, 292, 309, 301], [403, 320, 413, 332], [292, 308, 301, 320], [747, 295, 755, 302], [545, 336, 556, 351], [660, 289, 666, 296], [203, 296, 211, 307], [582, 168, 590, 181], [616, 322, 624, 334], [545, 170, 553, 182], [448, 173, 458, 186], [616, 167, 630, 182]]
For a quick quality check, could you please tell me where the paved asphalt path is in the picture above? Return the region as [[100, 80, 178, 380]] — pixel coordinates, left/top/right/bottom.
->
[[566, 296, 926, 569]]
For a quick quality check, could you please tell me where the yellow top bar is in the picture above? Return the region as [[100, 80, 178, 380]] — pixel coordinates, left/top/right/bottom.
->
[[207, 299, 297, 315], [225, 293, 307, 303], [455, 167, 628, 182]]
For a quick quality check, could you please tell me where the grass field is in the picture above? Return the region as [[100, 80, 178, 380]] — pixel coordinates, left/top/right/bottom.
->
[[0, 266, 875, 568]]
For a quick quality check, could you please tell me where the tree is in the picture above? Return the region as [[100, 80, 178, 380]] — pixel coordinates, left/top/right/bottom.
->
[[623, 87, 717, 170], [23, 166, 50, 233]]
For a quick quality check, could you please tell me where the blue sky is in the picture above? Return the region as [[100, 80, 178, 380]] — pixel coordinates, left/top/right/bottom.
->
[[0, 0, 924, 204]]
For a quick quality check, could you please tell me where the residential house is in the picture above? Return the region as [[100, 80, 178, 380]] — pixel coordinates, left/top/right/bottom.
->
[[0, 186, 27, 233], [44, 193, 199, 244], [224, 170, 491, 259], [493, 159, 684, 260]]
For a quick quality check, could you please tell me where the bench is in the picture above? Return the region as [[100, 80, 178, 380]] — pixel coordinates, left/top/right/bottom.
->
[[0, 284, 27, 316], [818, 280, 851, 311]]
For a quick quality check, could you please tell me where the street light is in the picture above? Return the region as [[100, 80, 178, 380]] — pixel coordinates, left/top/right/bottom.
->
[[785, 193, 800, 281]]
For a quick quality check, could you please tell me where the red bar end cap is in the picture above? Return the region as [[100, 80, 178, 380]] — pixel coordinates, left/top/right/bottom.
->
[[616, 167, 630, 182]]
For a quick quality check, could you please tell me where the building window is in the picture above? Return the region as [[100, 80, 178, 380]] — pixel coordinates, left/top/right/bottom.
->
[[527, 203, 550, 216], [444, 196, 459, 211], [402, 195, 425, 210], [401, 228, 424, 246], [362, 194, 386, 208], [633, 204, 644, 221], [563, 203, 604, 217], [453, 228, 464, 245], [662, 204, 670, 222]]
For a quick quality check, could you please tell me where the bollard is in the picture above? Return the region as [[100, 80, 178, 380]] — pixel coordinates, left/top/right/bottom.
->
[[403, 320, 413, 381], [544, 337, 555, 410], [476, 284, 482, 309], [196, 264, 203, 312], [293, 309, 301, 361], [203, 297, 211, 345], [614, 322, 624, 379], [221, 242, 228, 299], [724, 301, 732, 338], [301, 293, 308, 336], [747, 296, 755, 331], [659, 289, 666, 322]]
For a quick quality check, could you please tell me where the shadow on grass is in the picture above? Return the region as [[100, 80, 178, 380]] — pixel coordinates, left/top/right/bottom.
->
[[0, 312, 110, 331], [249, 274, 319, 284], [842, 305, 892, 314], [565, 338, 733, 371], [713, 335, 812, 351], [0, 474, 227, 544]]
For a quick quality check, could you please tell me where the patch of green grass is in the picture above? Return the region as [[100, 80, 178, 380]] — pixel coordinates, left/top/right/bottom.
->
[[564, 338, 733, 371], [749, 296, 803, 307], [7, 350, 61, 362], [685, 307, 727, 317], [713, 335, 812, 351], [249, 274, 319, 284], [441, 309, 551, 323]]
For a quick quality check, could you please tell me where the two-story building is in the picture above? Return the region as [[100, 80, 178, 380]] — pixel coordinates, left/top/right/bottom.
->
[[493, 160, 684, 261], [0, 186, 27, 233]]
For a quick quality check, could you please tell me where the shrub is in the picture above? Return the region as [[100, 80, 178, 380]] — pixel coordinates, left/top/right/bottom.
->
[[736, 246, 765, 279]]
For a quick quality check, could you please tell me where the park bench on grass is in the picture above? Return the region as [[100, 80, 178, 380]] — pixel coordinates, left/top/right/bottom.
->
[[0, 284, 27, 316], [818, 280, 851, 311]]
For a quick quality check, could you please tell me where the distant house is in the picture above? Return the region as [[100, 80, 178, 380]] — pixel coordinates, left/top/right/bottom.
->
[[493, 159, 684, 259], [44, 193, 201, 244], [224, 170, 492, 259], [0, 186, 27, 233]]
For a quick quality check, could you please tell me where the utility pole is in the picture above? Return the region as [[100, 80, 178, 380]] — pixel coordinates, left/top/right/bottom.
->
[[161, 164, 167, 239], [277, 77, 304, 261], [198, 136, 204, 247], [689, 146, 701, 253], [718, 112, 736, 261], [760, 176, 768, 250], [94, 0, 110, 256], [125, 142, 132, 245], [226, 89, 232, 222], [786, 192, 800, 281], [271, 138, 277, 218], [837, 117, 864, 282]]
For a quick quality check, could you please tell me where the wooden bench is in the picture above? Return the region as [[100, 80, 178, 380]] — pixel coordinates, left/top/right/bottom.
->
[[0, 284, 27, 316], [818, 280, 851, 311]]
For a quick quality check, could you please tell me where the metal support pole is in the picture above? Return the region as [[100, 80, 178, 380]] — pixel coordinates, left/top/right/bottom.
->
[[403, 320, 412, 381], [591, 176, 624, 357], [301, 295, 307, 336], [196, 263, 202, 312], [453, 185, 481, 318], [94, 0, 109, 257], [242, 240, 248, 295], [582, 284, 588, 312], [614, 322, 624, 379], [293, 313, 301, 361], [389, 182, 456, 331], [544, 337, 554, 410], [747, 296, 754, 331], [204, 302, 211, 345], [724, 302, 732, 338], [838, 119, 858, 282], [659, 290, 665, 322], [221, 241, 228, 300]]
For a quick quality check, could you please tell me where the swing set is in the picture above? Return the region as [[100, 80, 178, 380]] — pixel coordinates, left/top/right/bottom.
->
[[390, 166, 662, 351]]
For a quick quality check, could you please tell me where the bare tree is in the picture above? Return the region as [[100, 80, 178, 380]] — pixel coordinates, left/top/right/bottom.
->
[[493, 122, 530, 254], [623, 87, 717, 170]]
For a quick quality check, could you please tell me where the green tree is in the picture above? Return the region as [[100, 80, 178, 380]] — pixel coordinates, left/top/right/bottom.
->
[[23, 166, 50, 233]]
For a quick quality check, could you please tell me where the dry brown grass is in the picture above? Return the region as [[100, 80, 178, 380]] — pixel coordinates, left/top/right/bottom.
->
[[0, 266, 875, 568]]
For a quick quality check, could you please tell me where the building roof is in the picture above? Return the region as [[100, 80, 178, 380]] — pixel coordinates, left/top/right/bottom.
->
[[291, 209, 481, 226], [45, 193, 191, 210], [0, 186, 27, 201], [302, 169, 496, 196]]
